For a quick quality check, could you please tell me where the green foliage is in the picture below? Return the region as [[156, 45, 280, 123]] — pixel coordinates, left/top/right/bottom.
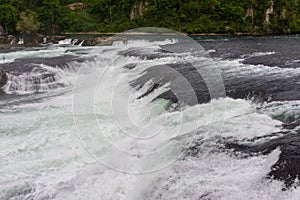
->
[[63, 10, 96, 32], [37, 0, 70, 34], [16, 11, 40, 35], [0, 4, 18, 33], [0, 0, 299, 34]]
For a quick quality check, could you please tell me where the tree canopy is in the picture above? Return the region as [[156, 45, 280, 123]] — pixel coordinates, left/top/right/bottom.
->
[[16, 11, 40, 35], [0, 0, 299, 35], [0, 4, 18, 33]]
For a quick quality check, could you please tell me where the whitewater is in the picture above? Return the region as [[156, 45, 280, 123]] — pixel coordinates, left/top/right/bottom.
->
[[0, 31, 300, 199]]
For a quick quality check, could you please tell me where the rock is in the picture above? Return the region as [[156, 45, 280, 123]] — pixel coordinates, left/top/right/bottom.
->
[[82, 39, 95, 46], [46, 36, 66, 44], [130, 1, 149, 20], [73, 38, 83, 45], [94, 37, 112, 46], [0, 71, 8, 88], [47, 38, 59, 44], [81, 36, 128, 46], [36, 34, 45, 44], [67, 2, 88, 11], [0, 35, 16, 45]]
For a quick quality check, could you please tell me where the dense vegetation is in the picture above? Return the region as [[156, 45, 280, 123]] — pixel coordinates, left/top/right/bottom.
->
[[0, 0, 299, 35]]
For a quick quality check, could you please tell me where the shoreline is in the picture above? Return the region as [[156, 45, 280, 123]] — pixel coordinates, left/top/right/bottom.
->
[[0, 32, 299, 51], [63, 31, 299, 36]]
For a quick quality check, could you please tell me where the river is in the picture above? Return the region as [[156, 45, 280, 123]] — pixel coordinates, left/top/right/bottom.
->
[[0, 32, 299, 199]]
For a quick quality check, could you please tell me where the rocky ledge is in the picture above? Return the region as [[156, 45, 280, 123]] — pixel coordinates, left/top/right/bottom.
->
[[0, 34, 128, 48]]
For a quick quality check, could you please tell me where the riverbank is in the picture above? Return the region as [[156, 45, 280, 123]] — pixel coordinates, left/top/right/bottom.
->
[[64, 31, 299, 36], [0, 31, 299, 50]]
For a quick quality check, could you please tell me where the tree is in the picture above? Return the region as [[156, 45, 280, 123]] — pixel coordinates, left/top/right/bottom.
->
[[16, 11, 40, 42], [1, 0, 300, 35], [62, 10, 96, 32], [37, 0, 68, 34], [0, 4, 18, 34]]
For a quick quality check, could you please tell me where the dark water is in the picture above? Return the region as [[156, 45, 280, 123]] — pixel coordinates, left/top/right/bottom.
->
[[198, 35, 300, 68]]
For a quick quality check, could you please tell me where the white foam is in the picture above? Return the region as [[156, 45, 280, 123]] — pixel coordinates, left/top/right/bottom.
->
[[112, 38, 178, 48], [0, 47, 75, 64], [243, 51, 276, 58], [3, 62, 80, 94], [139, 150, 300, 200], [58, 38, 73, 45]]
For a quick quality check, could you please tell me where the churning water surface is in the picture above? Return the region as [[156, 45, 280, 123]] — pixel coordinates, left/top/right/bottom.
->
[[0, 33, 300, 200]]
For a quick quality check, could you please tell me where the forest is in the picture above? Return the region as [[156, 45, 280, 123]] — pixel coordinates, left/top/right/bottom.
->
[[0, 0, 299, 36]]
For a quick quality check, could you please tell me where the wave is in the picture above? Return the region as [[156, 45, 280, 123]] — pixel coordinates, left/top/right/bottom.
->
[[0, 46, 81, 64], [241, 51, 276, 59], [2, 62, 81, 94]]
